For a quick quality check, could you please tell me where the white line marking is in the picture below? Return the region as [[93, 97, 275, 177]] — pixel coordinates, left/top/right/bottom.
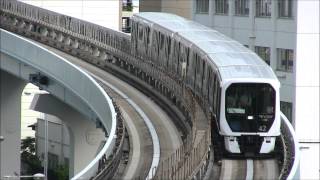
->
[[89, 72, 160, 180], [246, 159, 254, 180]]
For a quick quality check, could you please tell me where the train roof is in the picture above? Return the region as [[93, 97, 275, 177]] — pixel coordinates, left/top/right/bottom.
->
[[133, 13, 279, 83]]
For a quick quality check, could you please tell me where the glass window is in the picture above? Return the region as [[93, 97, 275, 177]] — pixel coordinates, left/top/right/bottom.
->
[[277, 48, 294, 72], [122, 0, 133, 11], [215, 0, 229, 14], [278, 0, 292, 17], [235, 0, 249, 16], [64, 157, 69, 166], [48, 152, 59, 169], [255, 46, 270, 65], [122, 17, 131, 33], [280, 101, 292, 122], [225, 83, 276, 132], [196, 0, 209, 14], [256, 0, 271, 17]]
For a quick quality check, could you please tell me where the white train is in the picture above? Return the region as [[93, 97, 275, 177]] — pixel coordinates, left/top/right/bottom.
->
[[131, 13, 280, 156]]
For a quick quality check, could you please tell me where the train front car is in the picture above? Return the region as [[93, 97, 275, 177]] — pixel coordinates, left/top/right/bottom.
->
[[131, 12, 281, 158], [220, 79, 281, 157]]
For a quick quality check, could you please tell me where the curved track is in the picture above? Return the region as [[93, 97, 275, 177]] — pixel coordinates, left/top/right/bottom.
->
[[32, 40, 182, 179]]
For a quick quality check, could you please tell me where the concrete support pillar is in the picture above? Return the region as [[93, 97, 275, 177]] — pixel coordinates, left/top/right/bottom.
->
[[0, 70, 26, 178], [30, 94, 105, 177]]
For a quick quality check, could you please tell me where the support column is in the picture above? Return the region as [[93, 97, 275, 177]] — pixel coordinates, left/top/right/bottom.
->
[[30, 94, 105, 177], [0, 70, 26, 178]]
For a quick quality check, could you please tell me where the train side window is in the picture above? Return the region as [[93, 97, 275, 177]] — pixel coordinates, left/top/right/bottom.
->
[[209, 72, 215, 107], [202, 63, 208, 97], [146, 27, 150, 45], [167, 37, 172, 56], [138, 26, 143, 40], [207, 68, 212, 99], [201, 60, 206, 88]]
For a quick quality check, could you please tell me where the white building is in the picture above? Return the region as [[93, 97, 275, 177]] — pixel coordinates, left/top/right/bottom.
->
[[140, 0, 319, 178], [19, 0, 121, 30], [21, 84, 46, 139], [31, 115, 70, 169]]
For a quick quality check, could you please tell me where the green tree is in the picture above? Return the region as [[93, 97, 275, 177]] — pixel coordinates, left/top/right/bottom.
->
[[21, 137, 43, 175]]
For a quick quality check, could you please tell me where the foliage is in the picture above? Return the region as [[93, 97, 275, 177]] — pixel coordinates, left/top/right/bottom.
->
[[21, 137, 43, 175], [21, 137, 69, 179], [54, 165, 69, 180], [122, 5, 133, 11]]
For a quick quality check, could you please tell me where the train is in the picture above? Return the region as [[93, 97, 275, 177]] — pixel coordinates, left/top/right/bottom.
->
[[130, 12, 281, 156]]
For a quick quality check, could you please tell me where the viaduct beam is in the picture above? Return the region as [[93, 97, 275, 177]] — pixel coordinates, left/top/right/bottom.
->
[[0, 28, 117, 179]]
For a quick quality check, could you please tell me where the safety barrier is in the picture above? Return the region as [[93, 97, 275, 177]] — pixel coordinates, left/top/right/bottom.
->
[[279, 112, 300, 180]]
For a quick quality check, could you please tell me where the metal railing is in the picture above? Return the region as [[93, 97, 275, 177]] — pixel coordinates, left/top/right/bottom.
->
[[0, 0, 131, 54], [153, 129, 210, 180], [279, 112, 300, 180]]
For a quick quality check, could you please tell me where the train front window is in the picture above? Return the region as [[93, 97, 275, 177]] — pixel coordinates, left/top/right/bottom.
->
[[225, 83, 275, 132]]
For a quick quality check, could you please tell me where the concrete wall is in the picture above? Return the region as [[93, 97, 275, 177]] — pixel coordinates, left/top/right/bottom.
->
[[139, 0, 162, 12], [294, 0, 319, 143], [0, 70, 26, 178], [161, 0, 192, 19], [139, 0, 192, 19]]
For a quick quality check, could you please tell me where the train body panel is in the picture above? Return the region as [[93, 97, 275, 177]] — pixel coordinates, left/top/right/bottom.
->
[[131, 12, 281, 155]]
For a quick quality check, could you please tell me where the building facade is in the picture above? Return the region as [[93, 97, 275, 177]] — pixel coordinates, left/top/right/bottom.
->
[[139, 0, 193, 19], [32, 116, 70, 170]]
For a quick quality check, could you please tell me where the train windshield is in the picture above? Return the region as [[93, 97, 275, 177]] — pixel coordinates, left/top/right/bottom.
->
[[225, 83, 275, 132]]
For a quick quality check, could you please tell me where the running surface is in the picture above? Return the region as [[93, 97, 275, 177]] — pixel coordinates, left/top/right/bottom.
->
[[32, 41, 182, 179], [219, 159, 279, 180]]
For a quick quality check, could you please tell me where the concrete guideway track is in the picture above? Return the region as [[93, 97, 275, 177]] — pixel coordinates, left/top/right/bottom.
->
[[31, 41, 182, 179], [219, 159, 279, 180]]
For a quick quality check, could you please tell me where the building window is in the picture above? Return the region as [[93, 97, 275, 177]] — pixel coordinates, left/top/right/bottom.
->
[[278, 0, 292, 18], [281, 101, 292, 122], [235, 0, 249, 16], [256, 0, 271, 17], [122, 0, 133, 11], [48, 152, 59, 169], [255, 46, 270, 65], [277, 48, 294, 72], [215, 0, 228, 14], [122, 17, 131, 33], [196, 0, 209, 14], [64, 157, 69, 166]]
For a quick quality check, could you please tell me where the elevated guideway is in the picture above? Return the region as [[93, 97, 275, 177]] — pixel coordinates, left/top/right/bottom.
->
[[0, 28, 118, 179], [0, 0, 300, 179]]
